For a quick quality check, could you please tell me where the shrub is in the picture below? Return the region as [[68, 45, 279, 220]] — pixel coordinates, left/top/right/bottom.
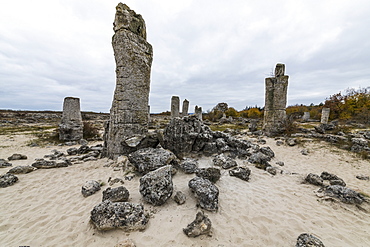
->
[[83, 121, 100, 139]]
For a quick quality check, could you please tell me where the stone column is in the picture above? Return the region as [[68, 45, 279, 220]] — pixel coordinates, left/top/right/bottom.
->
[[171, 96, 180, 118], [321, 108, 330, 124], [302, 112, 310, 122], [195, 106, 202, 120], [104, 3, 153, 158], [263, 63, 289, 136], [59, 97, 83, 141], [182, 99, 189, 117]]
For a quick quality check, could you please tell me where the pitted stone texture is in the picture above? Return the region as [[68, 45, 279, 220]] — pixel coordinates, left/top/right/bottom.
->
[[229, 167, 251, 181], [82, 180, 101, 197], [183, 211, 212, 238], [305, 173, 324, 186], [7, 166, 36, 174], [188, 177, 219, 211], [296, 233, 325, 247], [213, 154, 237, 169], [195, 167, 221, 183], [90, 200, 148, 231], [139, 165, 173, 206], [174, 191, 187, 205], [178, 158, 198, 174], [171, 96, 180, 118], [0, 173, 18, 188], [128, 148, 178, 174], [263, 63, 289, 136], [102, 186, 130, 202], [104, 4, 153, 158], [322, 185, 364, 204], [59, 97, 83, 141]]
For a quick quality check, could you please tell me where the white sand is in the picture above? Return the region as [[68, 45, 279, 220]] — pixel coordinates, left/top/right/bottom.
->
[[0, 134, 369, 246]]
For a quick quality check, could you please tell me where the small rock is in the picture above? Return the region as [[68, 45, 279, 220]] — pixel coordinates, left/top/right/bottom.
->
[[0, 159, 12, 168], [276, 161, 284, 166], [102, 186, 129, 202], [213, 154, 237, 169], [174, 191, 187, 205], [276, 140, 284, 146], [7, 166, 36, 174], [108, 177, 125, 186], [188, 177, 219, 211], [195, 167, 221, 183], [301, 149, 309, 155], [229, 167, 251, 181], [266, 166, 277, 175], [8, 153, 27, 161], [296, 233, 325, 247], [90, 201, 148, 231], [81, 180, 101, 197], [0, 173, 19, 188], [248, 152, 270, 169], [321, 185, 364, 204], [320, 171, 346, 186], [79, 139, 88, 146], [329, 179, 346, 187], [260, 146, 275, 159], [178, 158, 198, 174], [66, 147, 78, 155], [183, 211, 212, 238], [356, 175, 369, 181], [286, 138, 297, 146], [305, 173, 323, 186], [32, 159, 69, 169]]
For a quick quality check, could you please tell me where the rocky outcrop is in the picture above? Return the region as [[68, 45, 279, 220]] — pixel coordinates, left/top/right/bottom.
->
[[128, 148, 178, 174], [213, 154, 237, 169], [296, 233, 325, 247], [102, 186, 130, 202], [8, 153, 27, 161], [195, 167, 221, 183], [90, 200, 148, 231], [7, 166, 36, 174], [104, 3, 153, 158], [0, 159, 12, 168], [229, 167, 251, 181], [183, 211, 212, 238], [139, 165, 173, 206], [188, 177, 219, 211], [81, 180, 101, 197], [31, 159, 70, 169], [0, 173, 18, 188]]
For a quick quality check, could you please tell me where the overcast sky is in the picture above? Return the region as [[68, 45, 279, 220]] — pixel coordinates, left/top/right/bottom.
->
[[1, 0, 369, 113]]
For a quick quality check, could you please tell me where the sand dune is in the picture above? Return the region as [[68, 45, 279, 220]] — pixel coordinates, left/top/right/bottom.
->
[[0, 134, 369, 246]]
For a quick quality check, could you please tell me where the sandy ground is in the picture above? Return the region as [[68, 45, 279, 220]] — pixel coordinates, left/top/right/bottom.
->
[[0, 133, 369, 247]]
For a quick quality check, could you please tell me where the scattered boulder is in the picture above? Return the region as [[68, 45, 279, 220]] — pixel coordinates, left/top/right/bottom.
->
[[305, 173, 323, 186], [8, 153, 27, 161], [229, 167, 251, 181], [356, 175, 369, 181], [276, 161, 284, 166], [266, 166, 277, 175], [183, 211, 212, 238], [81, 180, 101, 197], [195, 167, 221, 183], [0, 173, 18, 188], [259, 146, 275, 159], [7, 166, 36, 174], [213, 154, 237, 169], [174, 191, 187, 205], [248, 152, 270, 169], [286, 138, 297, 146], [188, 177, 219, 211], [0, 159, 12, 168], [276, 140, 284, 146], [90, 200, 148, 231], [178, 158, 198, 174], [139, 165, 173, 206], [44, 150, 65, 160], [102, 186, 130, 202], [66, 147, 78, 155], [320, 171, 346, 187], [301, 149, 309, 155], [320, 185, 364, 204], [31, 159, 69, 169], [128, 148, 178, 174], [296, 233, 325, 247]]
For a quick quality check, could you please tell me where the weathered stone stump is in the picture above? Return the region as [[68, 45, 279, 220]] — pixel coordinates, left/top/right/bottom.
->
[[171, 96, 180, 118], [194, 106, 202, 120], [104, 3, 153, 158], [302, 112, 310, 122], [182, 99, 189, 117], [263, 63, 289, 136], [321, 108, 330, 124], [59, 97, 83, 141]]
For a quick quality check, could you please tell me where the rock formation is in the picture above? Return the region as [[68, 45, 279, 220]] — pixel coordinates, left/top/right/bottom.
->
[[171, 96, 180, 118], [59, 97, 83, 141], [102, 186, 130, 202], [183, 211, 212, 238], [81, 180, 101, 197], [188, 177, 219, 211], [320, 108, 330, 124], [229, 167, 251, 181], [0, 173, 18, 188], [263, 63, 289, 136], [194, 106, 202, 120], [296, 233, 325, 247], [182, 99, 189, 117], [104, 3, 153, 158]]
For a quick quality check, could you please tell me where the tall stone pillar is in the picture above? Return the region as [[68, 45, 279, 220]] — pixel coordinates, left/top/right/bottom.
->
[[104, 3, 153, 158], [171, 96, 180, 118], [182, 99, 189, 117], [263, 63, 289, 136], [195, 106, 202, 120], [59, 97, 83, 141], [321, 108, 330, 124]]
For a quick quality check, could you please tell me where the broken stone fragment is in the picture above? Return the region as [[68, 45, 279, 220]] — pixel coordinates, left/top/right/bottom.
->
[[195, 167, 221, 183], [305, 173, 324, 186], [8, 153, 27, 161], [102, 186, 130, 202], [7, 165, 36, 174], [183, 211, 212, 238], [0, 159, 12, 168], [213, 154, 237, 169], [31, 159, 69, 169], [178, 158, 198, 174], [0, 173, 19, 188], [174, 191, 187, 205], [188, 177, 219, 211], [229, 167, 251, 181], [81, 180, 101, 197], [90, 200, 148, 231], [266, 166, 277, 175], [296, 233, 325, 247], [139, 165, 173, 206]]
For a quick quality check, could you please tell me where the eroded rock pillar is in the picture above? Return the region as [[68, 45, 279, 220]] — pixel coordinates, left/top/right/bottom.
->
[[171, 96, 180, 118], [59, 97, 83, 141], [263, 63, 289, 136], [182, 99, 189, 117], [321, 108, 330, 124], [302, 112, 310, 122], [104, 3, 153, 158], [195, 106, 202, 120]]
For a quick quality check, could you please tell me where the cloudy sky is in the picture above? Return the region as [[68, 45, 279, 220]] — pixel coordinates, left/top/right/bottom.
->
[[1, 0, 369, 113]]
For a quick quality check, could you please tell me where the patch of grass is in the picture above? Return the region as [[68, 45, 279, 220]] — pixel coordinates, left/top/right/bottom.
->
[[0, 125, 56, 135], [26, 128, 62, 147]]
